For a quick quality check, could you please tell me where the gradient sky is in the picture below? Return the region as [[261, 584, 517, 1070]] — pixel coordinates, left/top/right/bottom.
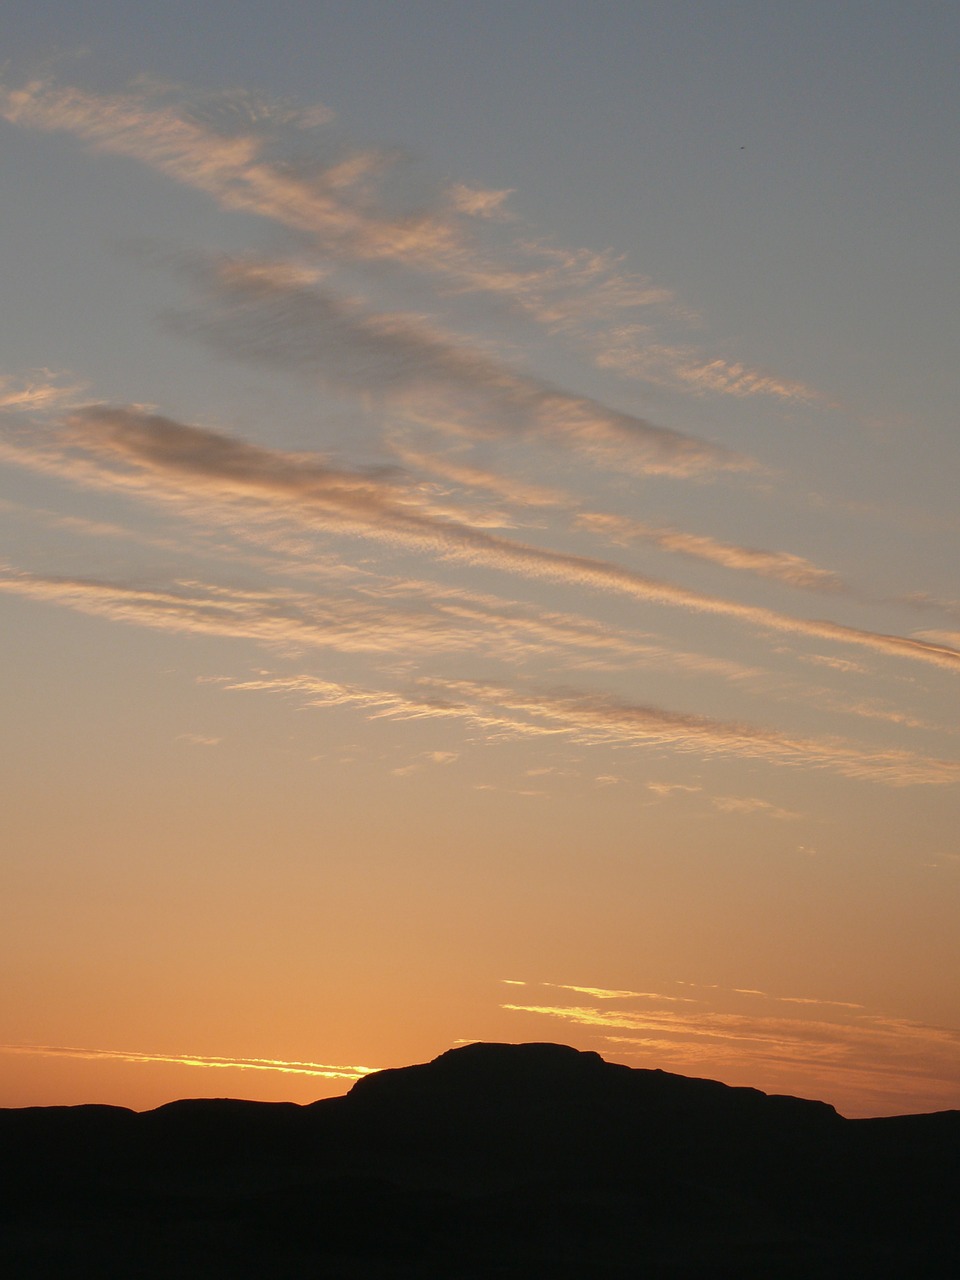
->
[[2, 1, 959, 1119]]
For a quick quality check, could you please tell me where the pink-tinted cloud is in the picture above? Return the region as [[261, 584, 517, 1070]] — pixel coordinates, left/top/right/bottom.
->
[[0, 73, 815, 407], [5, 405, 960, 681], [575, 510, 843, 591], [219, 671, 960, 786], [595, 336, 821, 404], [171, 252, 747, 478]]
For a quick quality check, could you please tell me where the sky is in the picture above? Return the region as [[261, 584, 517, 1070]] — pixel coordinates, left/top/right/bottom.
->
[[1, 1, 958, 1119]]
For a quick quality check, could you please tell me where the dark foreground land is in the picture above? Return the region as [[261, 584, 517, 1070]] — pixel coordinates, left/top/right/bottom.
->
[[2, 1042, 958, 1278]]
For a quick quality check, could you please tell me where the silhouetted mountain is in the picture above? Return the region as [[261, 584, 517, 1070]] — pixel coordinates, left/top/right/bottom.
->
[[2, 1042, 958, 1277]]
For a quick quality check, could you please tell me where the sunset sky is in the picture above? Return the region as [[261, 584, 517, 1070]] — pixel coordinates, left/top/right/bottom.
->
[[2, 2, 959, 1119]]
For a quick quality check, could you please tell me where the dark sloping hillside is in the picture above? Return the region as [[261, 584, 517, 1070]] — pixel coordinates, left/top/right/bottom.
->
[[2, 1042, 958, 1278]]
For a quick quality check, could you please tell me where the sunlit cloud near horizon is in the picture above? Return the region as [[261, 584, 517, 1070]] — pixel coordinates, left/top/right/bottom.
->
[[499, 979, 960, 1118], [1, 3, 958, 1119], [0, 1042, 376, 1082]]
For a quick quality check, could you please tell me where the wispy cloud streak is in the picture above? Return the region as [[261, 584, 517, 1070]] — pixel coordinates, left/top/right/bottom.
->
[[501, 982, 960, 1114], [0, 74, 815, 405], [575, 511, 843, 591], [387, 437, 569, 510], [541, 982, 697, 1003], [0, 563, 721, 668], [4, 407, 960, 680], [595, 336, 820, 404], [219, 671, 960, 785], [711, 795, 802, 820], [170, 253, 746, 478], [0, 1042, 376, 1080], [0, 369, 86, 412]]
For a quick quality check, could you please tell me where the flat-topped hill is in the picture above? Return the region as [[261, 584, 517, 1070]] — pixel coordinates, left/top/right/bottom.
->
[[2, 1042, 958, 1277]]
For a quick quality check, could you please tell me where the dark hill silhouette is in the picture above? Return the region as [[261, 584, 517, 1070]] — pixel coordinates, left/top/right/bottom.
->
[[2, 1042, 958, 1277]]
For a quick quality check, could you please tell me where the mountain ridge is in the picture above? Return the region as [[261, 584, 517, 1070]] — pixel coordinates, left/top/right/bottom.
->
[[2, 1041, 958, 1277]]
